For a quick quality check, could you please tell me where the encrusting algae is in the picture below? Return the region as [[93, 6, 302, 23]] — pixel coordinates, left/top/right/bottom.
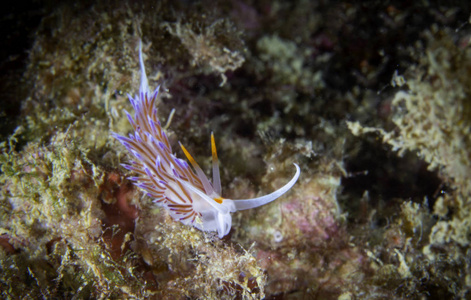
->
[[1, 1, 471, 299]]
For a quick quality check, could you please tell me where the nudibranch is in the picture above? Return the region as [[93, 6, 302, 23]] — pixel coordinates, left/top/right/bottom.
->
[[112, 41, 300, 238]]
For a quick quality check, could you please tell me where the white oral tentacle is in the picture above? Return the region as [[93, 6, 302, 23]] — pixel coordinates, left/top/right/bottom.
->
[[232, 163, 301, 211]]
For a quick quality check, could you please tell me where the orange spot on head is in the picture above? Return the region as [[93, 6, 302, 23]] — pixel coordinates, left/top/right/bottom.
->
[[214, 197, 224, 204]]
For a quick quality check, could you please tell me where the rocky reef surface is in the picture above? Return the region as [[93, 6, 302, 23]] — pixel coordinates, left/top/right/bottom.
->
[[1, 1, 470, 298]]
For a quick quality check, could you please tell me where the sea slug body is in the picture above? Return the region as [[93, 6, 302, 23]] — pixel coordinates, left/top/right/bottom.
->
[[112, 40, 300, 238]]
